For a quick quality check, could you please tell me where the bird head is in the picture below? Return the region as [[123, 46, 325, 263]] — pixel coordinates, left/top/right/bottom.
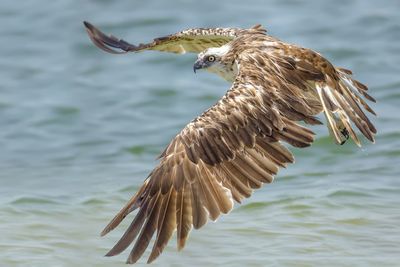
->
[[193, 45, 236, 82], [193, 45, 231, 73]]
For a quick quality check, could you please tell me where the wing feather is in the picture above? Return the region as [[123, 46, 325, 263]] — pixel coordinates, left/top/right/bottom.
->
[[105, 197, 148, 257], [148, 188, 177, 263], [84, 21, 242, 54], [194, 167, 220, 221], [126, 192, 162, 264], [220, 163, 253, 197], [176, 181, 192, 250], [189, 181, 208, 229]]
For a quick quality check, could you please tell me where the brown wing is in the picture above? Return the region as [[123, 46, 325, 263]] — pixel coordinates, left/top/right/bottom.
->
[[269, 43, 377, 146], [226, 34, 376, 146], [99, 68, 317, 263], [83, 21, 243, 54]]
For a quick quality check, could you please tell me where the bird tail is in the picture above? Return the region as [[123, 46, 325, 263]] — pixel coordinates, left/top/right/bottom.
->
[[316, 68, 376, 146]]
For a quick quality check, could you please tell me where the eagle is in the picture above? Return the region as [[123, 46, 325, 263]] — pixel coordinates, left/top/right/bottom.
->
[[83, 21, 376, 264]]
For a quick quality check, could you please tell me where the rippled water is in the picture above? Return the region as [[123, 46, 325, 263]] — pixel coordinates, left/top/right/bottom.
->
[[1, 1, 399, 266]]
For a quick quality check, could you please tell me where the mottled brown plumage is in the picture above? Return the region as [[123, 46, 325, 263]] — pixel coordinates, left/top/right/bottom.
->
[[84, 21, 376, 264]]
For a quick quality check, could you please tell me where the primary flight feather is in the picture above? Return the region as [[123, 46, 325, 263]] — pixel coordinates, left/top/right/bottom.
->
[[83, 21, 376, 264]]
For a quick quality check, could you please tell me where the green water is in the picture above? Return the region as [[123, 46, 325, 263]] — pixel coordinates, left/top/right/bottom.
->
[[1, 1, 399, 266]]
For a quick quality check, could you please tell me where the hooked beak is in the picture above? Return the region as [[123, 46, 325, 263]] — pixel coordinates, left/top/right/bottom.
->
[[193, 59, 205, 73]]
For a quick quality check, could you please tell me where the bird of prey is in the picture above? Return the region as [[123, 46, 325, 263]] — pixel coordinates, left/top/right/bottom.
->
[[83, 21, 376, 264]]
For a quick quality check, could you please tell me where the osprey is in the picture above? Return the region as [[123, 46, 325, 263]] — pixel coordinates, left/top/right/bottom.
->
[[83, 21, 376, 264]]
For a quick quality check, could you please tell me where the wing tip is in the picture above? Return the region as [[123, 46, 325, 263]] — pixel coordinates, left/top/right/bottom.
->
[[126, 257, 138, 264], [104, 251, 115, 257], [83, 20, 136, 54], [147, 251, 161, 264], [177, 240, 186, 251], [100, 228, 109, 237], [100, 223, 116, 237], [83, 20, 91, 29]]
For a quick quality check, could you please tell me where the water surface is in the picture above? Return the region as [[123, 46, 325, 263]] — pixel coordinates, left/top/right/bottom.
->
[[0, 1, 399, 266]]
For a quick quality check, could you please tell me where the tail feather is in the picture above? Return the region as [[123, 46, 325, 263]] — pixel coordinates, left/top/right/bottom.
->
[[316, 69, 376, 146], [316, 84, 348, 145]]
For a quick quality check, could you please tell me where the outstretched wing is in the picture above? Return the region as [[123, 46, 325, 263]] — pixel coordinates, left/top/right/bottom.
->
[[100, 65, 317, 263], [83, 21, 245, 54], [265, 43, 377, 146], [226, 35, 376, 146]]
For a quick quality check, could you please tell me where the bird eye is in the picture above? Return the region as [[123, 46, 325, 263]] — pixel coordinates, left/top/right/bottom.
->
[[207, 55, 215, 62]]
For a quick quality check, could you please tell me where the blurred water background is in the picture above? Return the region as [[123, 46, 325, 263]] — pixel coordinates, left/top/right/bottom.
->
[[0, 0, 399, 266]]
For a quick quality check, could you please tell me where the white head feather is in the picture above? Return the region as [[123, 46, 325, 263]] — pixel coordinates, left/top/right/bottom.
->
[[196, 44, 238, 82]]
